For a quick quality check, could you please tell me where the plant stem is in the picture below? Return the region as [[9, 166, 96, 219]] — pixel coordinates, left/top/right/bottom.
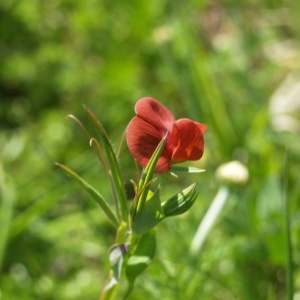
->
[[190, 185, 229, 254], [0, 165, 15, 272], [283, 148, 293, 300]]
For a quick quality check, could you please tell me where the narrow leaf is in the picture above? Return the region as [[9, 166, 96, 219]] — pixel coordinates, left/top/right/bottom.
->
[[170, 166, 205, 174], [84, 106, 128, 222], [55, 162, 119, 228], [100, 243, 129, 300], [132, 190, 165, 236], [125, 230, 156, 298], [135, 134, 167, 214], [67, 114, 92, 140]]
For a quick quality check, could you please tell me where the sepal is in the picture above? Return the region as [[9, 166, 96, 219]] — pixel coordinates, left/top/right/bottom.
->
[[161, 183, 198, 217], [132, 190, 165, 236]]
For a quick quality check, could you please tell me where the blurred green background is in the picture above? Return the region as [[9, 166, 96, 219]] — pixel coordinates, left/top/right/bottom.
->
[[1, 0, 300, 299]]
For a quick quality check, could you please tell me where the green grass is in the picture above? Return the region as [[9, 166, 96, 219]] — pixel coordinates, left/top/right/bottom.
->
[[1, 0, 300, 299]]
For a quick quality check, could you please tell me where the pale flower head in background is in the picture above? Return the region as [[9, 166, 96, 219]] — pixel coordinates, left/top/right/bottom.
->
[[216, 160, 249, 185], [269, 72, 300, 133]]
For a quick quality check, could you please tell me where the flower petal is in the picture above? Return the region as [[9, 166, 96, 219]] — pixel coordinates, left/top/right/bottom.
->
[[169, 118, 205, 163], [135, 97, 175, 134], [196, 122, 207, 134], [126, 116, 171, 173], [127, 98, 207, 173]]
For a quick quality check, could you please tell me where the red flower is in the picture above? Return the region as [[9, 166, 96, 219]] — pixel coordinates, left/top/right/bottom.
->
[[126, 97, 207, 173]]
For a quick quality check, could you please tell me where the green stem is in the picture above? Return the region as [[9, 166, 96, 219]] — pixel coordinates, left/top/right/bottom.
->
[[190, 185, 229, 254], [283, 148, 293, 300], [136, 134, 167, 212], [99, 275, 118, 300], [0, 164, 15, 272]]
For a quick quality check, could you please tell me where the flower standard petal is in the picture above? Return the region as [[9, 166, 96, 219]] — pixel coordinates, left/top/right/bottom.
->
[[135, 97, 175, 134], [126, 116, 171, 173], [170, 118, 206, 163]]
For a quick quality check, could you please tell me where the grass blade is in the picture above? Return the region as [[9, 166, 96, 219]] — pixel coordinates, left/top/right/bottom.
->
[[190, 185, 229, 254], [283, 148, 293, 300], [0, 165, 15, 272]]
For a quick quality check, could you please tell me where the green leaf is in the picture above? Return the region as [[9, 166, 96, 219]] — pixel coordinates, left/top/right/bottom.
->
[[125, 230, 156, 297], [55, 162, 119, 228], [84, 106, 128, 223], [100, 243, 129, 300], [0, 166, 15, 271], [170, 166, 205, 174], [132, 190, 165, 236], [161, 183, 198, 217], [133, 134, 167, 216]]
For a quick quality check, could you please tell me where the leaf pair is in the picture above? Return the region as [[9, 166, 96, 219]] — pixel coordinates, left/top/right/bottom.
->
[[132, 183, 198, 236], [101, 231, 156, 300], [56, 107, 128, 230]]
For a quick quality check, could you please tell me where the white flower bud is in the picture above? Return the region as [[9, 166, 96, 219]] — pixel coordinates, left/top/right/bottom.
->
[[216, 160, 249, 185]]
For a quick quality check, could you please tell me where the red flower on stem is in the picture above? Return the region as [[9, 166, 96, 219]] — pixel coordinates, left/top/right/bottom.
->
[[126, 97, 207, 173]]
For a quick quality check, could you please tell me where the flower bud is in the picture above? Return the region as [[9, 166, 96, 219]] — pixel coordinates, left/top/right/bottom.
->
[[215, 160, 249, 185], [161, 183, 198, 217]]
